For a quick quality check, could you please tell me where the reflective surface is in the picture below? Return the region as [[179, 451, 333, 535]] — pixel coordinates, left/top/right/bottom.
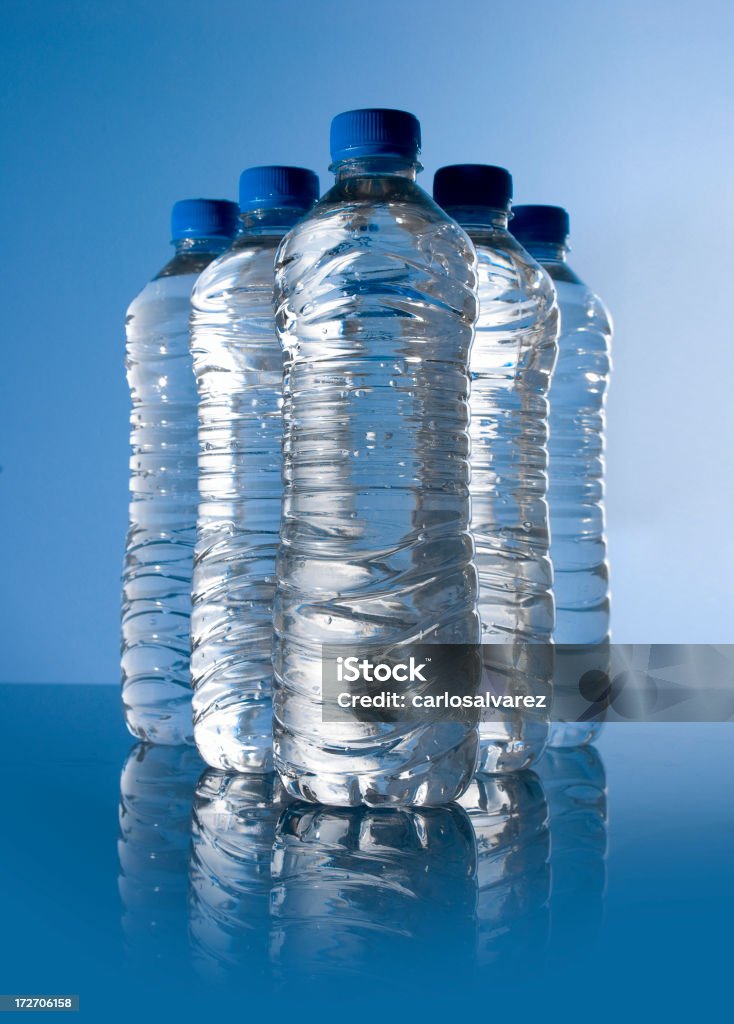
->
[[1, 683, 733, 1021]]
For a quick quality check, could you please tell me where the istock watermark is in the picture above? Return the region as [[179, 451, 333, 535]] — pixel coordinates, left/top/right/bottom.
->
[[320, 643, 734, 724], [336, 655, 430, 684]]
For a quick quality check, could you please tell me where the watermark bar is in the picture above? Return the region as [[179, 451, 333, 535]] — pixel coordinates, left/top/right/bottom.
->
[[320, 643, 734, 724]]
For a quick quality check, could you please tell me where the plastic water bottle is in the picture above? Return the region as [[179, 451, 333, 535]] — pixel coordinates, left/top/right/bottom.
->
[[512, 206, 612, 747], [189, 770, 290, 983], [270, 804, 477, 980], [190, 168, 319, 772], [458, 771, 550, 966], [122, 200, 240, 745], [273, 109, 481, 807], [117, 743, 203, 969], [433, 166, 558, 772], [536, 744, 607, 955]]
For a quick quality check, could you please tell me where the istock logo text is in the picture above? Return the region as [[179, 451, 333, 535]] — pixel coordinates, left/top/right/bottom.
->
[[336, 656, 428, 684]]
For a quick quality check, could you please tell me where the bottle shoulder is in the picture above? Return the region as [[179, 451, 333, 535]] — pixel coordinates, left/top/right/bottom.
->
[[274, 180, 478, 343], [155, 251, 219, 280], [276, 178, 475, 270], [587, 291, 613, 335], [469, 231, 558, 348], [541, 260, 583, 287], [318, 174, 453, 219], [473, 232, 556, 301], [192, 235, 281, 308], [126, 269, 200, 323], [551, 274, 613, 340]]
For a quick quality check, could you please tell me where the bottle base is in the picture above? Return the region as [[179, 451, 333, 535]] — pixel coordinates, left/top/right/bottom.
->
[[123, 708, 195, 747], [277, 770, 472, 808], [193, 702, 273, 773], [275, 733, 478, 808], [477, 721, 548, 773]]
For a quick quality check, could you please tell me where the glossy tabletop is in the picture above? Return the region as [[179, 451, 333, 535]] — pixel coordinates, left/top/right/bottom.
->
[[0, 683, 732, 1022]]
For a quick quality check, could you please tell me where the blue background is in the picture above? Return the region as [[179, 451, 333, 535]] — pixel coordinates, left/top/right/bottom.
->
[[2, 0, 733, 684]]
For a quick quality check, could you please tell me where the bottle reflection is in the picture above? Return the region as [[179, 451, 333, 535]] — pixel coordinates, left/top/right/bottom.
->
[[270, 804, 477, 980], [117, 743, 202, 969], [537, 744, 607, 955], [188, 771, 289, 983], [458, 772, 551, 967]]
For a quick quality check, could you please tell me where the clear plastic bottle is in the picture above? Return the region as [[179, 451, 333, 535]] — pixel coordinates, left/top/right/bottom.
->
[[512, 206, 612, 748], [434, 167, 558, 772], [188, 770, 290, 983], [457, 771, 550, 966], [270, 804, 477, 980], [121, 200, 240, 745], [190, 168, 319, 772], [272, 110, 481, 807], [117, 743, 203, 968]]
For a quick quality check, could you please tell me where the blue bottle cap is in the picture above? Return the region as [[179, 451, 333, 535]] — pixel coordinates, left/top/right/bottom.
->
[[433, 164, 513, 212], [511, 205, 570, 246], [170, 198, 240, 241], [238, 166, 320, 212], [330, 108, 421, 162]]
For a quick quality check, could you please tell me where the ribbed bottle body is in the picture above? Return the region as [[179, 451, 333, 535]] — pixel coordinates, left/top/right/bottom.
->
[[543, 259, 611, 748], [546, 268, 612, 645], [466, 228, 558, 771], [273, 171, 481, 806], [190, 232, 285, 771], [122, 248, 221, 744]]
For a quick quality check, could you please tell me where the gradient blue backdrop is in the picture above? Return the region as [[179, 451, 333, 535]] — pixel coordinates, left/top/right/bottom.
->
[[2, 0, 733, 684]]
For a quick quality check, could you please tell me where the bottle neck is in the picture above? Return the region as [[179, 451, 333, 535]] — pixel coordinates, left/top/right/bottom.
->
[[333, 155, 420, 182], [444, 206, 510, 231], [520, 240, 568, 263], [238, 206, 307, 235], [173, 236, 232, 256]]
